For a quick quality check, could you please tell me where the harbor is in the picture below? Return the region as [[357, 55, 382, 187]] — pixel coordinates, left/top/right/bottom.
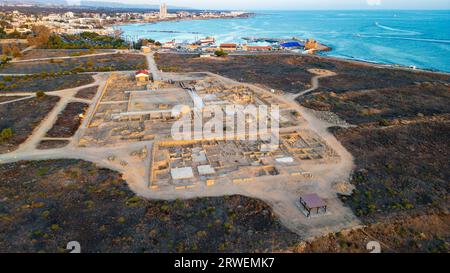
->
[[117, 10, 450, 72], [135, 35, 332, 56]]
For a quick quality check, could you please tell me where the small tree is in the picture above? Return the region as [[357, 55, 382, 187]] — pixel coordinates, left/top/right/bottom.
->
[[36, 91, 45, 98], [11, 44, 22, 58], [379, 119, 390, 127], [0, 54, 9, 67], [0, 128, 13, 142], [86, 60, 94, 68], [1, 43, 11, 56], [3, 75, 12, 81], [214, 50, 228, 57], [0, 27, 6, 38], [28, 25, 51, 47]]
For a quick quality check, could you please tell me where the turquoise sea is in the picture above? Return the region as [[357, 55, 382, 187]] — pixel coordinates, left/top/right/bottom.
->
[[116, 10, 450, 72]]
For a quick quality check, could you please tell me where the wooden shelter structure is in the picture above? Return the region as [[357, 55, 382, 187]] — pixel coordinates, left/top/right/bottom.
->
[[299, 193, 327, 217]]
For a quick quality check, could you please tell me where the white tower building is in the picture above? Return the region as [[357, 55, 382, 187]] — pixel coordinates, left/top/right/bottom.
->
[[159, 3, 168, 19]]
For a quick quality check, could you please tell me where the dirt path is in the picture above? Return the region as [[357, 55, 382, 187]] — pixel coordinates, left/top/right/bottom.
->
[[16, 97, 70, 151], [11, 50, 119, 63], [145, 52, 162, 81], [20, 45, 36, 55], [0, 95, 34, 105], [293, 69, 336, 99], [5, 74, 104, 152]]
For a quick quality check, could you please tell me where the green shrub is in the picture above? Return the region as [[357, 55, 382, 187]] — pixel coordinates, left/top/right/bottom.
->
[[223, 222, 233, 230], [0, 127, 13, 141], [161, 204, 170, 212], [125, 196, 141, 207], [50, 224, 60, 231], [37, 167, 49, 176], [214, 50, 228, 57], [86, 60, 94, 68], [36, 91, 45, 98], [367, 204, 377, 213], [71, 67, 85, 73], [379, 119, 390, 126], [0, 54, 10, 66]]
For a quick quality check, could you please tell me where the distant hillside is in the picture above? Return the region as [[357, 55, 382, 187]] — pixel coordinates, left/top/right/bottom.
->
[[1, 0, 194, 10], [79, 1, 194, 10], [1, 0, 67, 5]]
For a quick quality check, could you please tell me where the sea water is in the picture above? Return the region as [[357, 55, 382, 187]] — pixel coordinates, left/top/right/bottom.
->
[[116, 10, 450, 72]]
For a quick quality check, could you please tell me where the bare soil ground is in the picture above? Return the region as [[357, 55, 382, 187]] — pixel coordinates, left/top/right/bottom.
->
[[19, 49, 115, 60], [0, 96, 60, 154], [0, 74, 94, 93], [155, 53, 312, 92], [0, 159, 300, 253], [1, 158, 447, 253], [331, 118, 450, 219], [46, 102, 89, 138], [155, 53, 450, 94], [75, 85, 98, 100], [299, 83, 450, 124], [294, 212, 449, 253], [316, 64, 450, 93], [37, 140, 69, 150], [0, 54, 147, 74]]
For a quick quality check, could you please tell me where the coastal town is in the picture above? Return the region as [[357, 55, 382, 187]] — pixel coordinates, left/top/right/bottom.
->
[[0, 3, 250, 36], [151, 36, 329, 55], [0, 2, 449, 256], [0, 3, 330, 55]]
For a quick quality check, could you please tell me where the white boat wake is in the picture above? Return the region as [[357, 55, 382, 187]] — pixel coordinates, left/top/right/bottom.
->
[[375, 22, 422, 35]]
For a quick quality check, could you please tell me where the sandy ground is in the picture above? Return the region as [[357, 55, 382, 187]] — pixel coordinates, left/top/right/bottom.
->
[[0, 53, 361, 240]]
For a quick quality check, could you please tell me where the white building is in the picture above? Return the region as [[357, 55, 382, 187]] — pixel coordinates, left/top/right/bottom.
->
[[64, 12, 75, 18], [159, 3, 168, 19]]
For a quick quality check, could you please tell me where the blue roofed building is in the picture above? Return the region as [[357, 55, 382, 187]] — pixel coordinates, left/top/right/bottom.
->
[[280, 41, 305, 49]]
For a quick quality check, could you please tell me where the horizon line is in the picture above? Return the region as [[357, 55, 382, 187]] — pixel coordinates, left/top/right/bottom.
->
[[6, 4, 450, 11]]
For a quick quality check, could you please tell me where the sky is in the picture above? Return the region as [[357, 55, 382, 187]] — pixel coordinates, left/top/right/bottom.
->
[[86, 0, 450, 10]]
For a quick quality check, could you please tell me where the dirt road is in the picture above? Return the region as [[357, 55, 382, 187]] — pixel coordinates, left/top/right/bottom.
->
[[11, 50, 120, 63], [145, 52, 162, 81], [293, 69, 336, 99]]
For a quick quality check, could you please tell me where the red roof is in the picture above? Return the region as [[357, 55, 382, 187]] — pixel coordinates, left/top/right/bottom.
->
[[135, 70, 149, 75], [220, 43, 237, 48]]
